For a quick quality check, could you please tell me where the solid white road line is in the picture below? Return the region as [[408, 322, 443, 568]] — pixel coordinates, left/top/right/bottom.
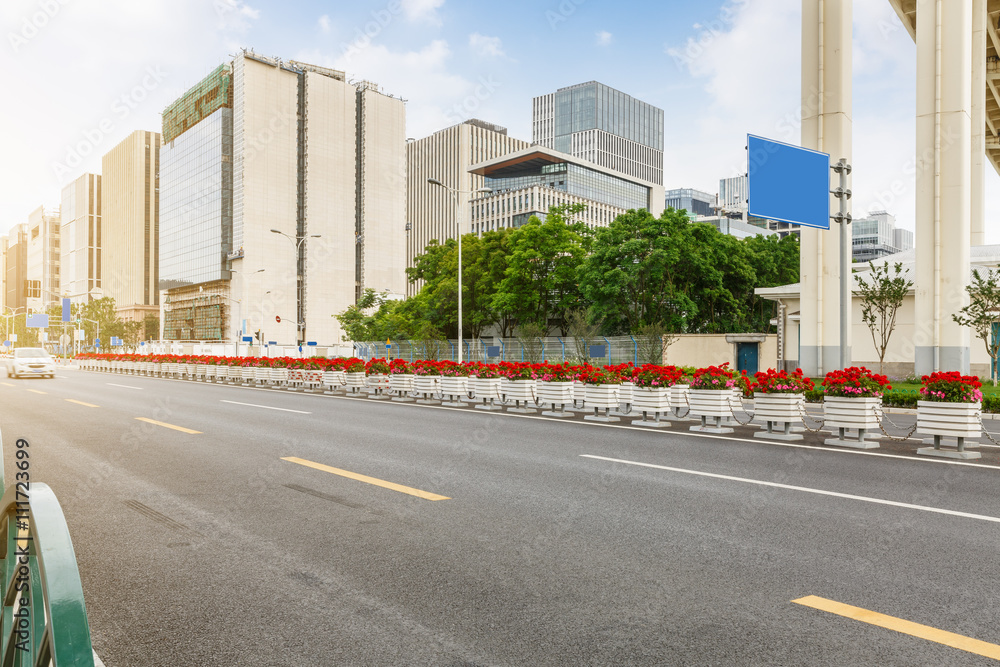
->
[[581, 454, 1000, 524], [220, 399, 311, 414], [106, 383, 142, 390]]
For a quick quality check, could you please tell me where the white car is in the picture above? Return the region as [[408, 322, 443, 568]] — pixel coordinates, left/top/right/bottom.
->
[[7, 347, 55, 379]]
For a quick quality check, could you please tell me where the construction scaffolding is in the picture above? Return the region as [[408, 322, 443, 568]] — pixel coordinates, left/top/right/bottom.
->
[[162, 63, 233, 143]]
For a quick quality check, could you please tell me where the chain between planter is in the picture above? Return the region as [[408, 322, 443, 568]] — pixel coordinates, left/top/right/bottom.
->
[[874, 405, 919, 441], [727, 394, 755, 426], [976, 413, 1000, 446], [797, 402, 827, 433]]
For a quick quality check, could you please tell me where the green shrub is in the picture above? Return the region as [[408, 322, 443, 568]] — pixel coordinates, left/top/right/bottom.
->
[[882, 390, 918, 408], [804, 389, 825, 403], [983, 395, 1000, 413]]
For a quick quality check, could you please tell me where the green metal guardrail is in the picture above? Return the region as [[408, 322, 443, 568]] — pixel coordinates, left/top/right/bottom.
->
[[0, 427, 94, 666]]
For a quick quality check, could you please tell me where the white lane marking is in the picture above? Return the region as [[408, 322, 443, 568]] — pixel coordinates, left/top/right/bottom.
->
[[220, 400, 311, 414], [106, 383, 142, 390], [581, 454, 1000, 524]]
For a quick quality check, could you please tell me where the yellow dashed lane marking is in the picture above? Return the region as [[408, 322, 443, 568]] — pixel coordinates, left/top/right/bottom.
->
[[135, 417, 201, 434], [793, 595, 1000, 660], [281, 457, 449, 501]]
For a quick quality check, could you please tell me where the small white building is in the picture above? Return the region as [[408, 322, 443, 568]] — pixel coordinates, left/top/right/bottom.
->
[[756, 246, 1000, 378]]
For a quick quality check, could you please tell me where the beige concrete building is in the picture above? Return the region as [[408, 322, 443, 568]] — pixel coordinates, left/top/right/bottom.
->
[[160, 50, 406, 345], [406, 120, 527, 296], [25, 206, 60, 312], [101, 130, 159, 322], [59, 173, 102, 304]]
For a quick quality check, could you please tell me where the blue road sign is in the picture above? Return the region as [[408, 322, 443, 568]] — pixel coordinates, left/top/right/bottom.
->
[[589, 344, 607, 358], [306, 341, 317, 346], [62, 298, 71, 322], [268, 341, 277, 346], [2, 341, 8, 347], [26, 314, 49, 328], [485, 345, 501, 358], [747, 134, 830, 229], [95, 338, 101, 347], [242, 336, 253, 342]]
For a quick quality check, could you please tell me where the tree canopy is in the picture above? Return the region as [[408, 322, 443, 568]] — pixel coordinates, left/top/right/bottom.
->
[[339, 205, 800, 341]]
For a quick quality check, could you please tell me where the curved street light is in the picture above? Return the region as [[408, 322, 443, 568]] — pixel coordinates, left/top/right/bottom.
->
[[270, 230, 322, 345], [427, 178, 492, 363]]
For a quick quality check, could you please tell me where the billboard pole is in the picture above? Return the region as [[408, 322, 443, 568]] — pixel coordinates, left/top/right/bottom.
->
[[831, 158, 852, 371]]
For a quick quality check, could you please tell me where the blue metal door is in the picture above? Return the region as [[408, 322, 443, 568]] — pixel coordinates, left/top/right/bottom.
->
[[736, 342, 759, 376]]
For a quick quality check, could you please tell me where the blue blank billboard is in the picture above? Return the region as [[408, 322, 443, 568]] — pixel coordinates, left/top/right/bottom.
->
[[747, 134, 830, 230]]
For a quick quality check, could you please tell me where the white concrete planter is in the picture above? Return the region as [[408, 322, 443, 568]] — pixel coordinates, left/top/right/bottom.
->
[[250, 367, 266, 383], [823, 396, 881, 431], [215, 365, 228, 380], [471, 377, 501, 402], [287, 369, 303, 384], [302, 370, 324, 388], [503, 379, 536, 403], [323, 370, 345, 390], [345, 372, 366, 389], [390, 373, 414, 394], [366, 373, 390, 391], [633, 386, 670, 413], [585, 383, 620, 410], [619, 381, 634, 406], [241, 366, 255, 381], [753, 392, 804, 424], [916, 401, 981, 439], [268, 367, 288, 385], [413, 375, 441, 399], [439, 376, 469, 398], [688, 389, 733, 419], [537, 381, 574, 406]]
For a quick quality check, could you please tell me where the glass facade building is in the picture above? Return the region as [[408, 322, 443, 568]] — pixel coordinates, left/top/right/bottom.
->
[[533, 82, 664, 185], [484, 160, 648, 211], [158, 108, 233, 290], [665, 188, 715, 217], [852, 211, 912, 263]]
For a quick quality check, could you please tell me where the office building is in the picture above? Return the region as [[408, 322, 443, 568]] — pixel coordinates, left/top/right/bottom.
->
[[468, 145, 665, 232], [102, 130, 160, 322], [159, 50, 406, 344], [406, 119, 528, 296], [60, 173, 102, 303], [695, 215, 778, 240], [25, 206, 60, 312], [3, 226, 27, 314], [665, 188, 715, 217], [852, 210, 913, 263], [532, 81, 664, 185]]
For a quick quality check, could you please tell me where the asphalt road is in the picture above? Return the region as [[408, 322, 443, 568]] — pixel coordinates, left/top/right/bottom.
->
[[1, 368, 999, 666]]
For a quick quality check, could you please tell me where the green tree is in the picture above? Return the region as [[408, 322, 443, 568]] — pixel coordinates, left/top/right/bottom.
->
[[492, 204, 591, 335], [953, 268, 1000, 385], [857, 261, 913, 375]]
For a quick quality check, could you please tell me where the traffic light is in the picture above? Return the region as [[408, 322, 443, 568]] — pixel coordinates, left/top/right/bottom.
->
[[254, 330, 262, 342]]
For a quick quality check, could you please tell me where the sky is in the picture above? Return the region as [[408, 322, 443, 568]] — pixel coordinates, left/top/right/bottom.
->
[[0, 0, 997, 242]]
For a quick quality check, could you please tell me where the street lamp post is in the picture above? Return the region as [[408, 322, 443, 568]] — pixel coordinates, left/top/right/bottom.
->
[[427, 178, 492, 363], [270, 230, 321, 345]]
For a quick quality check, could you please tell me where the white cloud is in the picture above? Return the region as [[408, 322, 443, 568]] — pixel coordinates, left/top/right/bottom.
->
[[400, 0, 445, 23], [318, 14, 331, 33], [297, 39, 508, 140], [468, 33, 505, 58], [596, 31, 613, 46], [0, 0, 260, 230]]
